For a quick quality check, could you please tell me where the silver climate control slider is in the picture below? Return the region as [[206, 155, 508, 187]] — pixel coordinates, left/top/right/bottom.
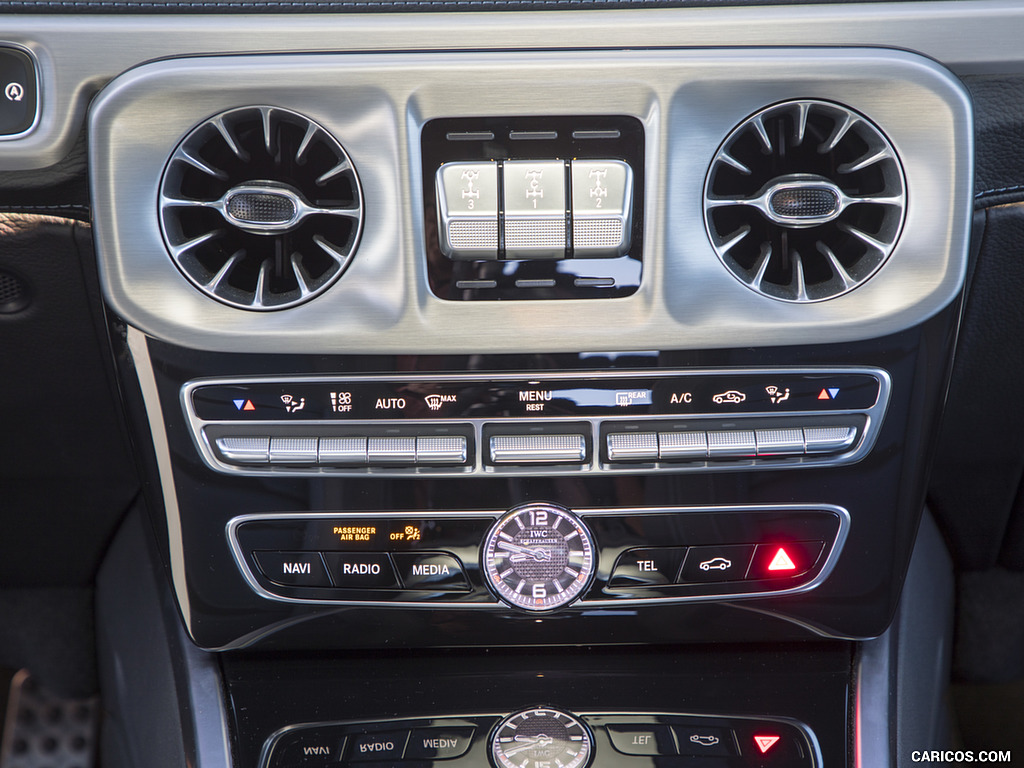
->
[[435, 159, 633, 261]]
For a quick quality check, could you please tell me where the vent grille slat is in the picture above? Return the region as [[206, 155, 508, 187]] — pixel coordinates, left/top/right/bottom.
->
[[704, 100, 906, 303], [159, 106, 363, 311]]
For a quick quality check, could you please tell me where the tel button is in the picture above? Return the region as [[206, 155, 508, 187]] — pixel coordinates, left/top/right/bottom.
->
[[392, 553, 469, 591], [608, 547, 687, 588], [322, 552, 400, 589], [405, 727, 475, 759], [348, 731, 409, 762], [253, 551, 331, 588], [606, 725, 675, 756]]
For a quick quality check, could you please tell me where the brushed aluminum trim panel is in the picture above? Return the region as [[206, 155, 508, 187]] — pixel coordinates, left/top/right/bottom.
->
[[91, 48, 970, 354]]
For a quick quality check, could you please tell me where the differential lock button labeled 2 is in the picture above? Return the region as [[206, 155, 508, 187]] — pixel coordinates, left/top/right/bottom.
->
[[570, 160, 633, 258]]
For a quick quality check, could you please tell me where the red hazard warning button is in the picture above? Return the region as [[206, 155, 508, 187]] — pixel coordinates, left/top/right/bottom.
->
[[747, 541, 824, 580], [754, 734, 781, 754]]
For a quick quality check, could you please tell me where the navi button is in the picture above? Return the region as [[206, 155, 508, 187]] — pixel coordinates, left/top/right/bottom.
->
[[253, 551, 332, 588]]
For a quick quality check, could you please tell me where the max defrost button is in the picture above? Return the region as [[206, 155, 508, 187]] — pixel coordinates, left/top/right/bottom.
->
[[406, 727, 475, 759], [392, 553, 469, 591], [348, 731, 409, 762], [679, 545, 755, 583], [608, 547, 686, 588], [606, 726, 675, 756], [322, 552, 400, 589], [253, 551, 331, 588]]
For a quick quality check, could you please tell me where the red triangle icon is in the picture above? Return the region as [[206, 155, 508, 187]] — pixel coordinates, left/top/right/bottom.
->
[[767, 548, 796, 571], [818, 389, 831, 400], [242, 400, 256, 411], [754, 735, 781, 754]]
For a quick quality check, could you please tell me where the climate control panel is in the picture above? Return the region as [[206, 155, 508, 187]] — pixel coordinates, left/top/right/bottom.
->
[[184, 368, 889, 478]]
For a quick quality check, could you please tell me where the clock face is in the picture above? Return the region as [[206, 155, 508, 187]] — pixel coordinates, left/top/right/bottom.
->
[[490, 708, 593, 768], [482, 503, 596, 612]]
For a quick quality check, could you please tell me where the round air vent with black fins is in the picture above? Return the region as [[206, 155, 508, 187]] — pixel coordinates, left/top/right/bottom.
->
[[704, 100, 906, 303], [159, 106, 363, 310]]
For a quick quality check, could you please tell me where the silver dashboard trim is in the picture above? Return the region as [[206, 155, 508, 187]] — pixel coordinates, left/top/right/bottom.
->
[[182, 367, 891, 477], [90, 48, 970, 354], [226, 503, 850, 611]]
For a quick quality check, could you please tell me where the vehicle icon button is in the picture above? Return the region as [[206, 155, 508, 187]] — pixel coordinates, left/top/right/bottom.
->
[[699, 557, 732, 572], [678, 545, 754, 583], [712, 390, 746, 405], [674, 725, 736, 757]]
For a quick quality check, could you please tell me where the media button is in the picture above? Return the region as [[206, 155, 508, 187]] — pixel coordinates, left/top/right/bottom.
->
[[322, 552, 400, 589], [392, 553, 469, 591], [406, 728, 475, 760]]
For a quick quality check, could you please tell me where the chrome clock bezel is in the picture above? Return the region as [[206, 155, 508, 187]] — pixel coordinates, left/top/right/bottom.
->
[[490, 707, 594, 768], [482, 503, 596, 612]]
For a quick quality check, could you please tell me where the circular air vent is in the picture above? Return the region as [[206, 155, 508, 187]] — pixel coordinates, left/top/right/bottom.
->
[[159, 106, 363, 310], [704, 100, 906, 303]]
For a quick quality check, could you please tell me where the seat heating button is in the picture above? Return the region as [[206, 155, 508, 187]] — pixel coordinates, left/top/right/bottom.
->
[[755, 428, 805, 456], [606, 725, 675, 756], [608, 547, 687, 588], [747, 541, 825, 580], [347, 731, 410, 762], [392, 553, 469, 591], [673, 725, 737, 757], [803, 426, 857, 453], [679, 545, 755, 583], [322, 552, 400, 589], [253, 551, 332, 588], [405, 727, 475, 760]]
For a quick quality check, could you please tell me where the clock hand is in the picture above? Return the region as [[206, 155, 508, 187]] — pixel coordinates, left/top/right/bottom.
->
[[497, 540, 553, 561], [503, 735, 554, 756]]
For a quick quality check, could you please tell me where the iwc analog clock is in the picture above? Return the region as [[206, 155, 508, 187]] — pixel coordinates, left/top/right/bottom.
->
[[482, 503, 596, 612], [490, 708, 594, 768]]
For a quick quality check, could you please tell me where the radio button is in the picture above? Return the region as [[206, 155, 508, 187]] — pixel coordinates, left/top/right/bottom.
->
[[347, 731, 409, 762], [608, 547, 687, 588], [436, 162, 499, 261], [706, 430, 757, 459], [607, 432, 658, 461], [392, 553, 469, 591], [319, 436, 368, 465], [489, 434, 586, 464], [367, 437, 417, 465], [570, 160, 633, 258], [215, 435, 270, 464], [323, 552, 400, 589], [253, 551, 332, 588], [658, 431, 708, 460], [268, 437, 319, 464], [503, 160, 567, 260], [415, 436, 468, 465]]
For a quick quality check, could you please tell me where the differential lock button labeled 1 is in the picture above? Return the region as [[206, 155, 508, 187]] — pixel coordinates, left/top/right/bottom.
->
[[570, 160, 633, 258], [503, 160, 567, 259], [436, 161, 499, 260]]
